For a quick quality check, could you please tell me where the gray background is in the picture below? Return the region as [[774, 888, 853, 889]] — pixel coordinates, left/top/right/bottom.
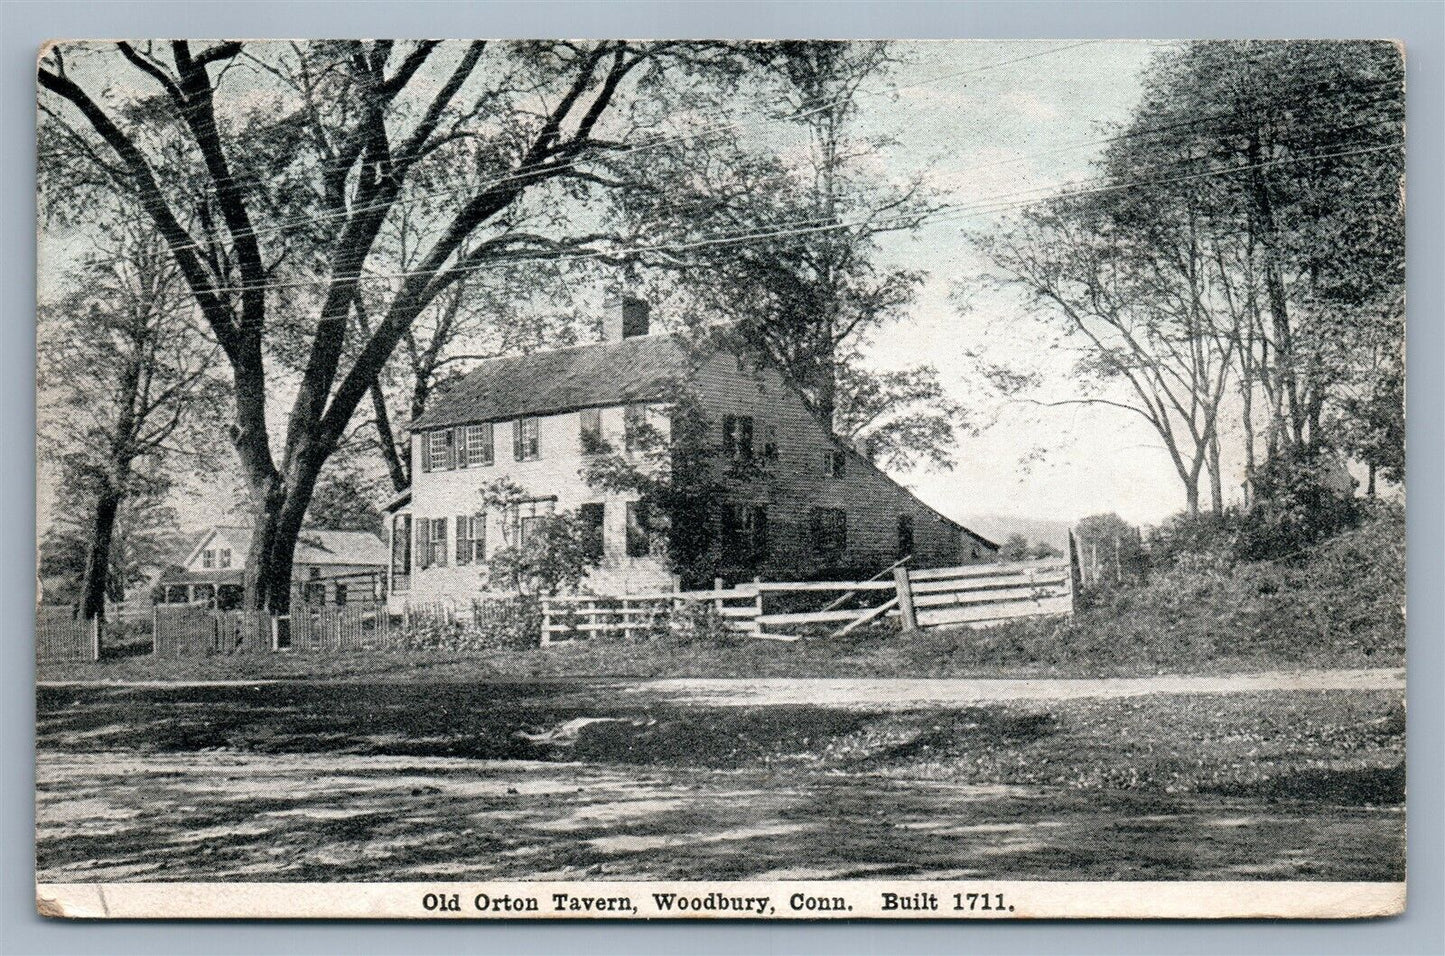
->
[[2, 2, 1440, 954]]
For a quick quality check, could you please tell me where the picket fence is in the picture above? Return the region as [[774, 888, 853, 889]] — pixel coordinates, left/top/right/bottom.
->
[[540, 553, 1078, 644]]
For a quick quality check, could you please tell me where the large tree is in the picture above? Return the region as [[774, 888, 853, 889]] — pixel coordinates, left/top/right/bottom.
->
[[616, 41, 964, 470], [39, 40, 736, 613], [36, 204, 220, 618]]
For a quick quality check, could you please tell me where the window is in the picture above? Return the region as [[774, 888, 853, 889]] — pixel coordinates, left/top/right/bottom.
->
[[426, 429, 454, 471], [334, 583, 348, 606], [456, 513, 486, 564], [506, 498, 556, 547], [625, 501, 652, 557], [391, 514, 412, 590], [721, 503, 768, 564], [722, 415, 754, 461], [193, 583, 216, 605], [824, 449, 846, 478], [897, 514, 914, 559], [463, 423, 494, 467], [201, 548, 215, 569], [762, 423, 779, 462], [624, 404, 648, 451], [430, 518, 449, 567], [809, 507, 847, 557], [218, 548, 231, 569], [579, 408, 602, 450], [579, 502, 605, 561], [513, 417, 540, 461]]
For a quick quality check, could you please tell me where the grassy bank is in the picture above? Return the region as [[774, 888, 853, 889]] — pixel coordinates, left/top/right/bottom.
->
[[38, 508, 1405, 683]]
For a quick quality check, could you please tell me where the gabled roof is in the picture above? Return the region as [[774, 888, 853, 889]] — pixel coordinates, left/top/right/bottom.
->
[[182, 526, 388, 569], [408, 334, 694, 431]]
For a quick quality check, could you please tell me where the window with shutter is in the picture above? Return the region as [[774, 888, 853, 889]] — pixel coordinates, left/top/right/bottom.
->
[[201, 549, 215, 569], [427, 430, 453, 471], [722, 415, 753, 460], [416, 517, 430, 569], [456, 514, 470, 564], [512, 417, 540, 460], [432, 517, 448, 566], [623, 404, 647, 451], [579, 502, 605, 561], [464, 422, 494, 466], [897, 514, 914, 559]]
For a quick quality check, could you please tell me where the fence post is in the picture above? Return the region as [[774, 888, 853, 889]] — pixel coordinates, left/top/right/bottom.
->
[[151, 605, 158, 657], [893, 566, 917, 631], [270, 615, 280, 652], [540, 598, 552, 648], [753, 576, 763, 634], [713, 577, 724, 618], [88, 615, 101, 662], [1068, 529, 1083, 614]]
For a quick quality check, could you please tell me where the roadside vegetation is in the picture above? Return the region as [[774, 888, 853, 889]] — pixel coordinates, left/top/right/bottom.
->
[[39, 502, 1403, 683]]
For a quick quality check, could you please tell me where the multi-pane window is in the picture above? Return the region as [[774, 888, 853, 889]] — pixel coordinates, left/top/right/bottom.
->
[[824, 449, 846, 478], [721, 415, 754, 461], [455, 513, 486, 564], [463, 423, 494, 467], [426, 429, 454, 471], [579, 502, 605, 561], [513, 417, 540, 461], [506, 498, 556, 548], [762, 423, 779, 462], [579, 408, 602, 450], [625, 501, 652, 557], [334, 583, 348, 606], [809, 507, 848, 557], [721, 503, 768, 564], [897, 514, 915, 559], [416, 517, 449, 569], [201, 549, 215, 569], [624, 404, 648, 451], [218, 548, 231, 568]]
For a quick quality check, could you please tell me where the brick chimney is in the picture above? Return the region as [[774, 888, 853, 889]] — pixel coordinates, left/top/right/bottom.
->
[[603, 293, 650, 341]]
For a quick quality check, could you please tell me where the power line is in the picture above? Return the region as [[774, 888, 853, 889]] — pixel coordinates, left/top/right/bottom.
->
[[135, 139, 1402, 298]]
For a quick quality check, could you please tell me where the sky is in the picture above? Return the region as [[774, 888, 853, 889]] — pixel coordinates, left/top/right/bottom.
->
[[38, 39, 1234, 538]]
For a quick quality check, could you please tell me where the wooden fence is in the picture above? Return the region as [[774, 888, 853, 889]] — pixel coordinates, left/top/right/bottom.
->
[[540, 555, 1076, 643], [35, 608, 99, 663]]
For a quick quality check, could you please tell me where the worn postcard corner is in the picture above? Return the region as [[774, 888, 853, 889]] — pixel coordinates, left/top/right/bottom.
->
[[35, 37, 1405, 921]]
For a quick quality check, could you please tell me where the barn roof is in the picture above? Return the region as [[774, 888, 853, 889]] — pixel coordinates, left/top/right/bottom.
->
[[408, 334, 694, 431], [182, 526, 388, 569]]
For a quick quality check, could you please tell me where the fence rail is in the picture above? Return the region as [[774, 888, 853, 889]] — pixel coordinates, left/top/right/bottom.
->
[[540, 554, 1077, 644]]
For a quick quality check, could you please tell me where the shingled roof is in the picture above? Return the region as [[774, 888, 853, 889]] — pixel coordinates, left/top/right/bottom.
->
[[409, 334, 696, 431]]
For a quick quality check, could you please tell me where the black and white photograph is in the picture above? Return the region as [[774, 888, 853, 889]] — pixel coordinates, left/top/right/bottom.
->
[[32, 36, 1406, 919]]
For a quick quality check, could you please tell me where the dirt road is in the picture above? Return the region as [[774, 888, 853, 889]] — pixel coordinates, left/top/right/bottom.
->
[[619, 668, 1405, 709]]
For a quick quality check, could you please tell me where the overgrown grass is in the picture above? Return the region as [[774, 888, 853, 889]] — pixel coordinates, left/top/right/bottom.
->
[[38, 508, 1405, 683]]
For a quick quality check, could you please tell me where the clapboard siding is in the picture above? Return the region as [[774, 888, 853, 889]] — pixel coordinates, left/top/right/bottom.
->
[[398, 338, 995, 600]]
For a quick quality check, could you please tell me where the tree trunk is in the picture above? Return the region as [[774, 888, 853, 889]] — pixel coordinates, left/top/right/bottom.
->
[[1367, 462, 1377, 498], [370, 378, 409, 492], [79, 484, 123, 621], [1207, 432, 1224, 514], [1184, 477, 1200, 518], [240, 447, 328, 615]]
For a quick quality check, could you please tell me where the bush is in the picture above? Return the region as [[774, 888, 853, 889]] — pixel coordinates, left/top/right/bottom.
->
[[397, 597, 541, 651]]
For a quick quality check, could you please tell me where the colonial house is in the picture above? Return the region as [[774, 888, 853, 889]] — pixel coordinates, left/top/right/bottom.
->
[[384, 298, 997, 606], [155, 525, 389, 608]]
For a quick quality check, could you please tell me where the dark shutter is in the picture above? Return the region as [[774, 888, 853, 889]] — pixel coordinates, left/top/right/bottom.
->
[[456, 514, 469, 564], [420, 433, 432, 473], [473, 513, 486, 562], [513, 420, 523, 461], [417, 517, 430, 569], [455, 427, 468, 469]]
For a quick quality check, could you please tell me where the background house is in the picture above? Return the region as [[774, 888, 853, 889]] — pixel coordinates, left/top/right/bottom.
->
[[155, 526, 388, 608], [384, 298, 996, 605]]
